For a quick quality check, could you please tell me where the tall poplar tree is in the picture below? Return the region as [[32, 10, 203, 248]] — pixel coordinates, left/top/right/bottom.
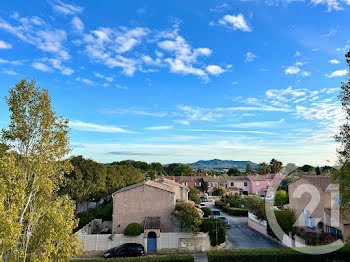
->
[[0, 79, 80, 261]]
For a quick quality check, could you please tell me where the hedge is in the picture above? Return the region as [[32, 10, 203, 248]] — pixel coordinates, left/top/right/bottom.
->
[[215, 201, 248, 217], [74, 254, 194, 262], [207, 246, 350, 262]]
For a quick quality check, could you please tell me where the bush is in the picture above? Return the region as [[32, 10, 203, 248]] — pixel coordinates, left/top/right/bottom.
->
[[215, 201, 226, 209], [73, 254, 194, 262], [175, 202, 201, 233], [229, 199, 241, 208], [188, 186, 201, 204], [124, 223, 143, 236], [201, 218, 226, 246], [201, 207, 212, 217], [227, 207, 248, 217], [207, 246, 350, 262], [274, 190, 289, 206]]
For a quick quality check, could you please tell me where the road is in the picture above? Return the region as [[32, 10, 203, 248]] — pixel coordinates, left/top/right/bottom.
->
[[205, 202, 282, 249]]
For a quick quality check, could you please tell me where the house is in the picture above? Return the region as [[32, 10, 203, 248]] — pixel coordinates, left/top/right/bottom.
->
[[112, 180, 176, 234], [155, 177, 189, 202], [247, 173, 285, 196], [288, 176, 350, 241], [203, 176, 250, 196]]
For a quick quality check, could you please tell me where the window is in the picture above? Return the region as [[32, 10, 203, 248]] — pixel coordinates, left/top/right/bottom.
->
[[244, 182, 248, 186], [195, 182, 201, 187], [256, 181, 260, 186], [231, 182, 234, 187], [183, 182, 188, 186], [208, 183, 213, 187], [267, 181, 270, 185]]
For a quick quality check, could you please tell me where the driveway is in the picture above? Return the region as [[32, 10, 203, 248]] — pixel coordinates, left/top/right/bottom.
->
[[205, 202, 282, 249]]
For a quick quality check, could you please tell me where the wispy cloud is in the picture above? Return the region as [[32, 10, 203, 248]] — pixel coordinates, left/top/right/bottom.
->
[[1, 69, 18, 75], [226, 119, 285, 128], [187, 129, 275, 135], [329, 59, 340, 64], [245, 52, 256, 62], [284, 62, 310, 76], [31, 62, 53, 72], [144, 125, 173, 130], [325, 69, 347, 78], [75, 77, 96, 85], [108, 151, 166, 156], [72, 16, 84, 32], [49, 0, 83, 15], [218, 14, 252, 32], [100, 108, 167, 117], [70, 120, 134, 133], [0, 40, 12, 49]]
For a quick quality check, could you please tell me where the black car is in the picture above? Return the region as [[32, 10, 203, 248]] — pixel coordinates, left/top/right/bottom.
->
[[218, 216, 231, 229], [103, 243, 145, 258]]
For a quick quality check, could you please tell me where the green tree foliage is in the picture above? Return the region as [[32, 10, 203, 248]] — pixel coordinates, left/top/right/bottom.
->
[[201, 218, 226, 246], [269, 159, 283, 174], [274, 190, 289, 207], [62, 157, 145, 207], [278, 176, 298, 192], [258, 162, 271, 175], [124, 223, 143, 236], [174, 202, 201, 233], [213, 186, 227, 196], [0, 79, 80, 261], [111, 160, 163, 178], [245, 164, 252, 174], [243, 195, 265, 220], [164, 163, 179, 176], [333, 162, 350, 210], [315, 166, 321, 175], [227, 168, 241, 176], [174, 164, 193, 176], [268, 208, 296, 237], [188, 186, 201, 204], [297, 164, 315, 173], [201, 207, 212, 217]]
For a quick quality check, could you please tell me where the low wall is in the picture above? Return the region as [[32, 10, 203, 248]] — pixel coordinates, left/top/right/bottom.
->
[[248, 212, 267, 237], [78, 232, 212, 252]]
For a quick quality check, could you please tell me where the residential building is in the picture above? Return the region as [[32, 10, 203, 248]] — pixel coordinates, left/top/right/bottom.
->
[[112, 180, 176, 234], [247, 173, 285, 196], [203, 176, 250, 196], [288, 176, 350, 241], [163, 176, 204, 194], [155, 177, 189, 202]]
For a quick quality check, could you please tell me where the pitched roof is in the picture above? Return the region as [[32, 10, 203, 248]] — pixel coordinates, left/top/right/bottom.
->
[[247, 175, 273, 181], [157, 177, 188, 189], [178, 176, 203, 182], [299, 176, 333, 192], [144, 217, 161, 229], [113, 180, 175, 195]]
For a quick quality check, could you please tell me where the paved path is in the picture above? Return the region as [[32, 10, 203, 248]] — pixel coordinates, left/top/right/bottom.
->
[[193, 253, 208, 262], [206, 202, 282, 249]]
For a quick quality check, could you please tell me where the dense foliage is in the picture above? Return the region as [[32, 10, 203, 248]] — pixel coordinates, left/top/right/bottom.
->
[[188, 186, 201, 204], [174, 202, 201, 233], [201, 218, 226, 246], [207, 246, 350, 262], [274, 190, 289, 206], [201, 207, 212, 217], [124, 223, 143, 236], [0, 79, 80, 261], [227, 168, 241, 176], [268, 208, 296, 238], [76, 201, 113, 229], [213, 186, 226, 196]]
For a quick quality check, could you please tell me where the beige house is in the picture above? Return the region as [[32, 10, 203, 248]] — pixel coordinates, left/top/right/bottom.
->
[[203, 176, 250, 196], [155, 177, 189, 202], [112, 180, 176, 234], [288, 176, 350, 241]]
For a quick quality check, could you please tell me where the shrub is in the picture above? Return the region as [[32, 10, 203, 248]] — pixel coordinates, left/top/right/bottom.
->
[[188, 186, 201, 204], [274, 190, 289, 206], [124, 223, 143, 236], [215, 201, 225, 209], [207, 246, 350, 262], [73, 254, 194, 261], [213, 186, 226, 196], [227, 207, 248, 217], [229, 199, 241, 208], [201, 207, 212, 217], [201, 218, 226, 246]]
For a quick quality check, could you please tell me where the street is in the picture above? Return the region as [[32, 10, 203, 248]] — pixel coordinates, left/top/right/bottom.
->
[[205, 202, 282, 249]]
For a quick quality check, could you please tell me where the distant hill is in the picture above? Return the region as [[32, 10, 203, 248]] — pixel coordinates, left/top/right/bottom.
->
[[187, 159, 259, 171]]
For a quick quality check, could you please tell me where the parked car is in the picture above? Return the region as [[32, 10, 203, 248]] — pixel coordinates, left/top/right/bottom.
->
[[218, 216, 231, 229], [100, 227, 111, 234], [211, 209, 221, 216], [200, 196, 208, 202], [200, 203, 206, 207], [103, 243, 145, 258]]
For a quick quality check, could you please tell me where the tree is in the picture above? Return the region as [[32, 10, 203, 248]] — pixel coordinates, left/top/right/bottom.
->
[[213, 185, 226, 196], [0, 79, 80, 261], [246, 164, 252, 174], [164, 163, 179, 176], [297, 164, 315, 173], [188, 186, 201, 204], [274, 190, 289, 207], [174, 202, 201, 233], [201, 207, 212, 217], [333, 162, 350, 210], [315, 166, 321, 175], [269, 159, 283, 174], [174, 164, 193, 176], [201, 218, 226, 246], [243, 195, 265, 220], [258, 162, 271, 175], [278, 176, 298, 192], [227, 168, 241, 176]]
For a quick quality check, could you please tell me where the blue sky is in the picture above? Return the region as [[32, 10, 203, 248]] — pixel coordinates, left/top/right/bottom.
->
[[0, 0, 349, 166]]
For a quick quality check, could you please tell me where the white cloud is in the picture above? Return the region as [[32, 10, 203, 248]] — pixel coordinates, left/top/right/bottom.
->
[[0, 58, 23, 65], [31, 62, 53, 72], [50, 0, 83, 15], [95, 72, 114, 82], [329, 59, 340, 64], [322, 29, 337, 37], [145, 125, 173, 130], [206, 65, 225, 75], [284, 62, 310, 76], [70, 120, 134, 133], [100, 108, 167, 117], [226, 119, 285, 128], [72, 16, 84, 32], [326, 69, 347, 78], [75, 77, 96, 85], [46, 58, 74, 75], [188, 129, 275, 135], [218, 14, 251, 32], [1, 69, 18, 75], [0, 40, 12, 49], [245, 52, 256, 62], [310, 0, 344, 11]]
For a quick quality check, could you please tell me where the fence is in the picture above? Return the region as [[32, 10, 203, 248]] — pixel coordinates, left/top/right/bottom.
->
[[248, 212, 267, 236], [78, 232, 212, 252]]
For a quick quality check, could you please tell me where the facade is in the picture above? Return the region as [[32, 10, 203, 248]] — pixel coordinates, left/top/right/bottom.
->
[[247, 173, 285, 196], [203, 176, 250, 196], [112, 180, 176, 234], [155, 177, 189, 202], [288, 176, 350, 241]]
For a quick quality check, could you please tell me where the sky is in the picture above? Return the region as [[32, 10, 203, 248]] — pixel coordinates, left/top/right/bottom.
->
[[0, 0, 349, 166]]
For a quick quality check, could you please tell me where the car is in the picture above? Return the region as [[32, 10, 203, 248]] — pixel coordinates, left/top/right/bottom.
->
[[200, 203, 206, 207], [200, 196, 208, 202], [211, 210, 221, 216], [218, 216, 231, 229], [103, 243, 145, 258]]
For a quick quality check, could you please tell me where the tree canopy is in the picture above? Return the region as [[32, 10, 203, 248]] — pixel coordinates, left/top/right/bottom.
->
[[227, 168, 241, 176], [188, 186, 201, 204], [174, 202, 201, 233]]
